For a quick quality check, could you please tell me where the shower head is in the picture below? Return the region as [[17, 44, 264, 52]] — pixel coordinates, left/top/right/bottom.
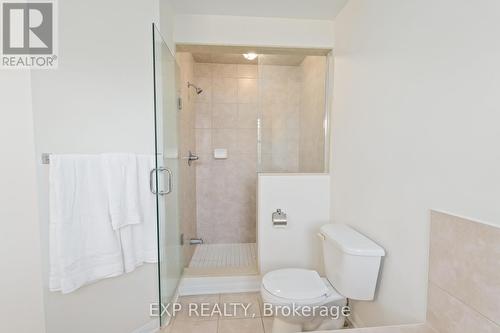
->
[[188, 82, 203, 95]]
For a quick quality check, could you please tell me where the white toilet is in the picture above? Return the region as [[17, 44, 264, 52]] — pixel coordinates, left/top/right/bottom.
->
[[260, 224, 385, 333]]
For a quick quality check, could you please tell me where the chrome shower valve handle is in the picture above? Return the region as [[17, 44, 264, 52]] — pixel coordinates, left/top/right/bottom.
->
[[182, 151, 199, 166]]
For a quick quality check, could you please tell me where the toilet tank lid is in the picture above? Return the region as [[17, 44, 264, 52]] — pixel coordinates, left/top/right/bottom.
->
[[320, 224, 386, 257]]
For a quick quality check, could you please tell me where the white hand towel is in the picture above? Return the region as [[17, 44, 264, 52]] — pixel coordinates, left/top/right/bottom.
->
[[136, 154, 158, 263], [101, 154, 142, 230], [49, 154, 124, 293], [118, 154, 158, 272]]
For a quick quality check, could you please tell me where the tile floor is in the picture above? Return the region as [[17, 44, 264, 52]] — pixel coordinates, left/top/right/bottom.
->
[[159, 292, 438, 333], [161, 292, 273, 333]]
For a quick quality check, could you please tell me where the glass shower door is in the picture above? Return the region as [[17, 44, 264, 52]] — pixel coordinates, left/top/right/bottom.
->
[[152, 24, 183, 327]]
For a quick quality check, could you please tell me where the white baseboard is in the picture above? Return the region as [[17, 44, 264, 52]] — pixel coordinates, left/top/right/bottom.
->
[[178, 275, 261, 296], [130, 319, 159, 333]]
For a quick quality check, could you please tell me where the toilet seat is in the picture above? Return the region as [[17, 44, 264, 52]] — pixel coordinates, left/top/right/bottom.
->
[[261, 269, 344, 306]]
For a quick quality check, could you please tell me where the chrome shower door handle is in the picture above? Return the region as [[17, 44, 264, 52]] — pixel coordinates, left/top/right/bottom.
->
[[149, 168, 157, 194], [149, 167, 173, 195], [163, 167, 173, 195]]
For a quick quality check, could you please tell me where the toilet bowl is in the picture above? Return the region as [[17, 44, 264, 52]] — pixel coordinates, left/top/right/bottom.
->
[[260, 224, 385, 333], [261, 268, 346, 333]]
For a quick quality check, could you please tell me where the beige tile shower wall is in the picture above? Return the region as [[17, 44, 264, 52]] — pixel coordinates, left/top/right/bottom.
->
[[259, 64, 301, 172], [176, 53, 198, 265], [193, 63, 259, 243], [299, 56, 326, 172], [427, 211, 500, 333]]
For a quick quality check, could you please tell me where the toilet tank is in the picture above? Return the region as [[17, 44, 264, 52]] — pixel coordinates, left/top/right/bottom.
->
[[319, 224, 385, 301]]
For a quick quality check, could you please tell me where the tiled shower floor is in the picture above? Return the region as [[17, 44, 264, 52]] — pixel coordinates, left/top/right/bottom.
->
[[184, 243, 258, 276]]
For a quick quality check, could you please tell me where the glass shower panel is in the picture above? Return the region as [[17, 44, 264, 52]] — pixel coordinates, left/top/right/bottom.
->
[[257, 53, 329, 173], [152, 24, 183, 327]]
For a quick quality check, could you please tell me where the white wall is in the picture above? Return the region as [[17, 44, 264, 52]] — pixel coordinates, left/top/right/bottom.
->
[[174, 14, 334, 49], [258, 174, 330, 274], [29, 0, 167, 332], [0, 72, 46, 333], [159, 0, 176, 53], [331, 0, 500, 327]]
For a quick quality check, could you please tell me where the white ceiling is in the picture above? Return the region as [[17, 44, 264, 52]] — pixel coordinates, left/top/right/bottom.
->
[[172, 0, 349, 20], [177, 45, 329, 66], [190, 53, 307, 66]]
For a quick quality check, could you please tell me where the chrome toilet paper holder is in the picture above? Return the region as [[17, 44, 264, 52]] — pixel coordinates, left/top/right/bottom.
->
[[272, 209, 287, 228]]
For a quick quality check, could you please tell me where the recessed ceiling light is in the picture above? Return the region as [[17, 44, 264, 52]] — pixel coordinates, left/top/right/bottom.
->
[[243, 52, 258, 61]]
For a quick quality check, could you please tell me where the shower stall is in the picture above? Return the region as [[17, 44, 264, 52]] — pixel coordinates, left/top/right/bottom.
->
[[152, 30, 331, 327]]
